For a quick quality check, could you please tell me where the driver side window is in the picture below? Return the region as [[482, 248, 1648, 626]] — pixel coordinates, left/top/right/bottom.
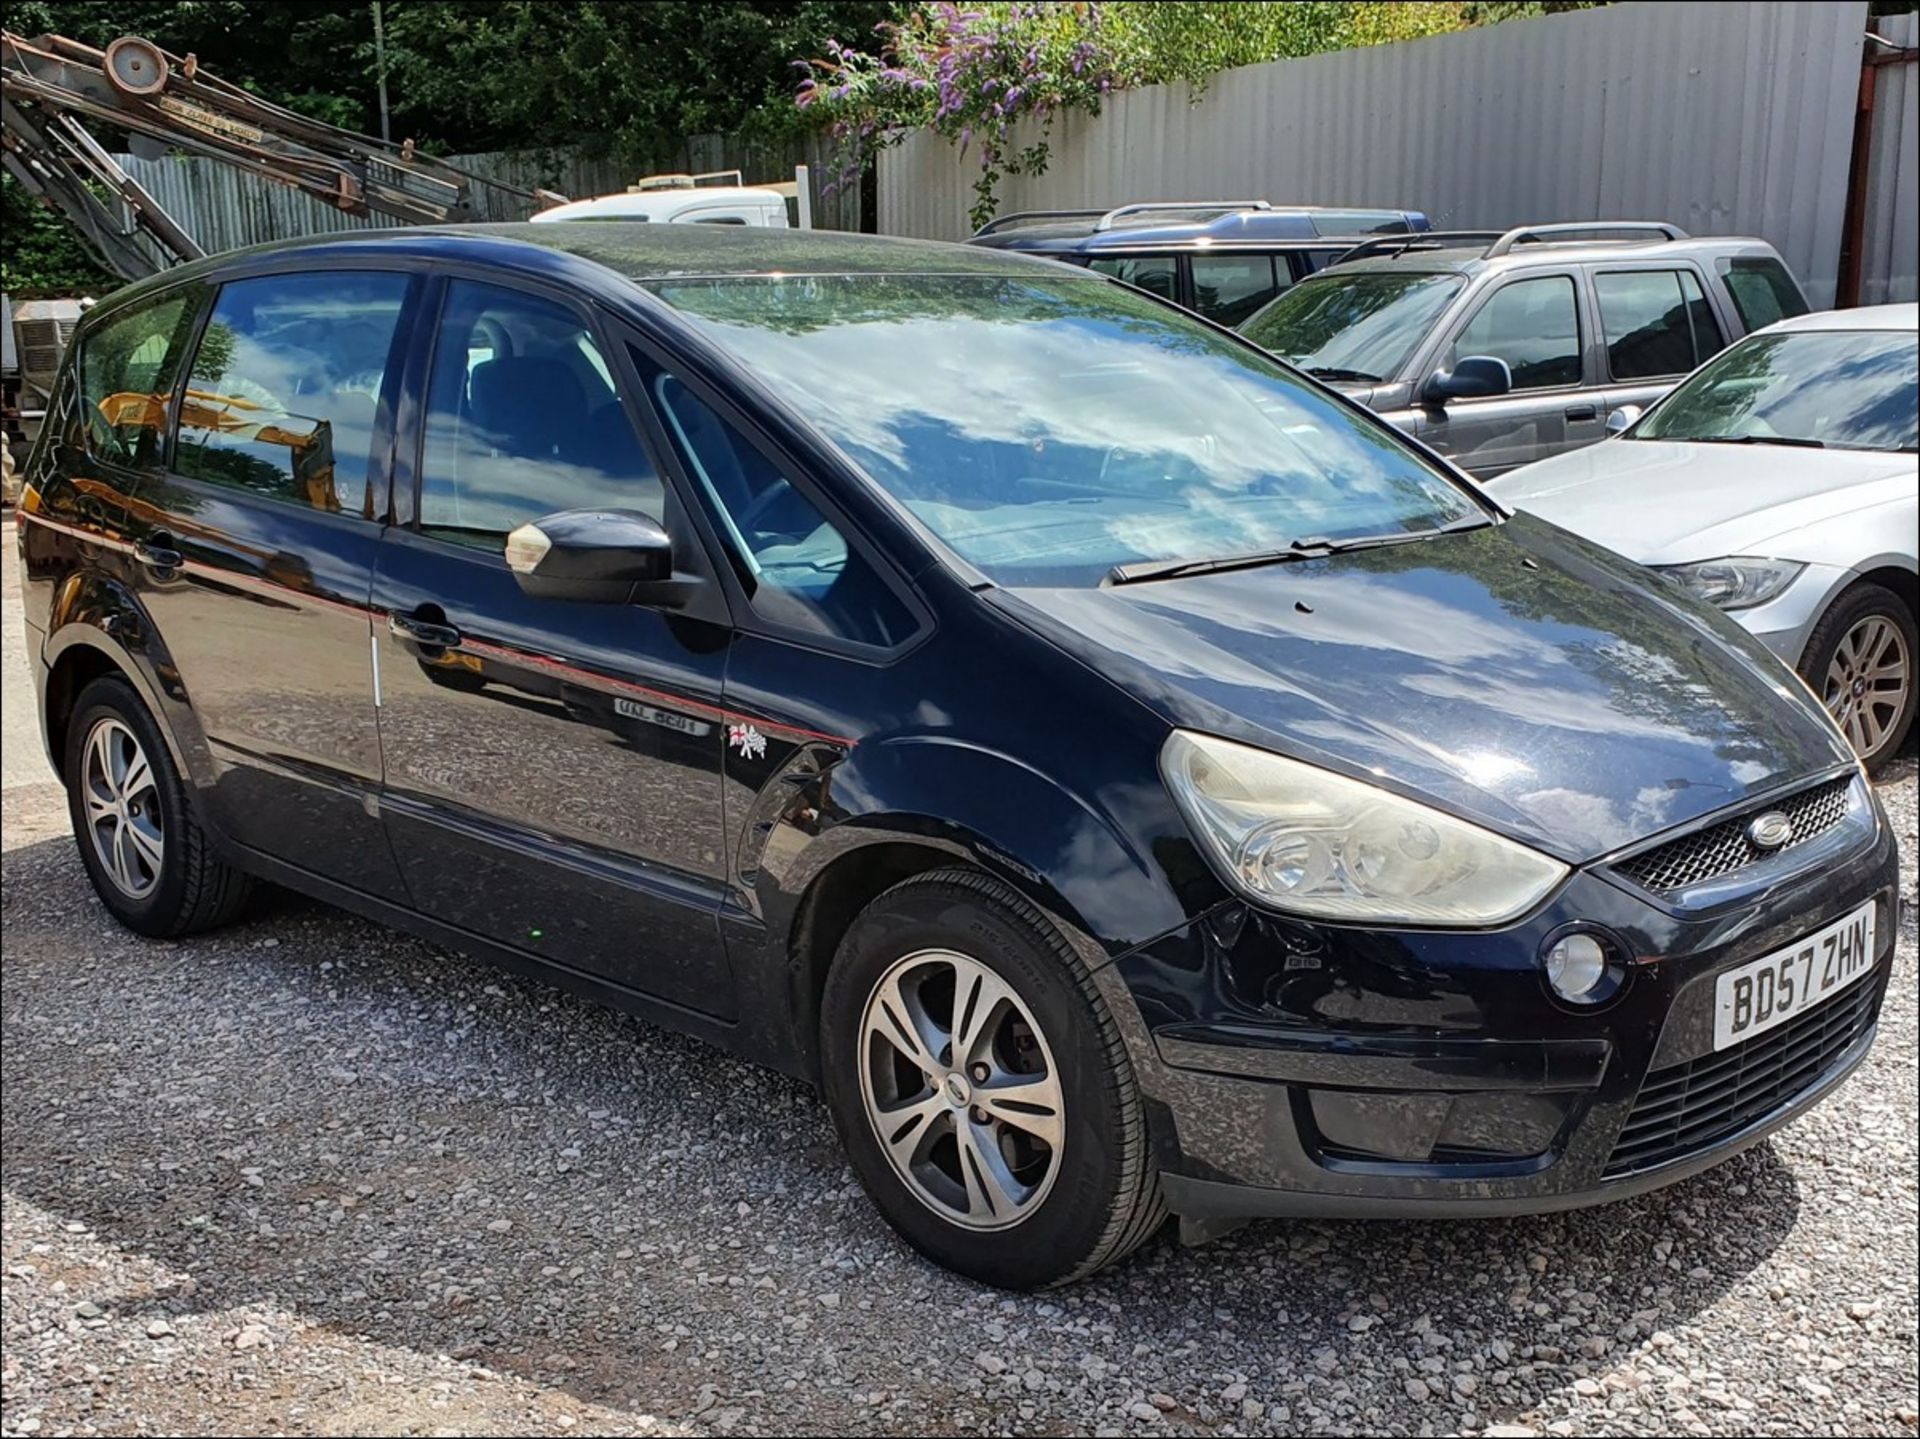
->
[[651, 371, 913, 648]]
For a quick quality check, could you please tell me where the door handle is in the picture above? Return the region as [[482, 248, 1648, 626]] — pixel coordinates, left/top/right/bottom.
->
[[134, 537, 183, 571], [388, 611, 463, 649], [1564, 404, 1599, 422]]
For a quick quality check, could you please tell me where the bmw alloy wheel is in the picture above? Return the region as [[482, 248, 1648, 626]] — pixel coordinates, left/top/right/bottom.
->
[[1824, 614, 1910, 760]]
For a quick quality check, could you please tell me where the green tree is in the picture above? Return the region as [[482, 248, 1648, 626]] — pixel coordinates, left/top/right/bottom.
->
[[378, 1, 900, 160]]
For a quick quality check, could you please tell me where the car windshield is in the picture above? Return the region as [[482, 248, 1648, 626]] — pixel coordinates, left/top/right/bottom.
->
[[1635, 328, 1918, 452], [1238, 270, 1466, 382], [650, 274, 1482, 586]]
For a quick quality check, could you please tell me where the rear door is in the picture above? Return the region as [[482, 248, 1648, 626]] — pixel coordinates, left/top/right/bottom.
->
[[368, 273, 739, 1017], [1587, 263, 1729, 425], [1414, 269, 1597, 476], [130, 265, 416, 900]]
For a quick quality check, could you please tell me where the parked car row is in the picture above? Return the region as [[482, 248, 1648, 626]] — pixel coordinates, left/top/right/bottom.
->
[[11, 214, 1909, 1290], [972, 199, 1914, 772]]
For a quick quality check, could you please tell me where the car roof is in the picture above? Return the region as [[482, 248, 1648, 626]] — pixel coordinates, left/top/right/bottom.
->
[[1760, 302, 1918, 335], [970, 205, 1429, 254], [1321, 233, 1783, 279], [532, 188, 788, 222], [86, 222, 1084, 321]]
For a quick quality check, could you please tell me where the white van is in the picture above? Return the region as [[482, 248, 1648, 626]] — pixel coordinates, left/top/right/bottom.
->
[[532, 170, 792, 228]]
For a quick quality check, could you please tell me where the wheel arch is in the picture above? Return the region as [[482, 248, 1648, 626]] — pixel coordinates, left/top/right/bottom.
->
[[42, 583, 207, 792], [765, 736, 1195, 1083]]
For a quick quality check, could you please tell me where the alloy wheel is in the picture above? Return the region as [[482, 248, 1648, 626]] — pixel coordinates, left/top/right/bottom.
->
[[81, 717, 165, 899], [857, 948, 1065, 1231], [1823, 614, 1910, 760]]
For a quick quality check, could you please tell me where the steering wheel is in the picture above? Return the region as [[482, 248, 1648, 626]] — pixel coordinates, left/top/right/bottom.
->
[[735, 477, 797, 535]]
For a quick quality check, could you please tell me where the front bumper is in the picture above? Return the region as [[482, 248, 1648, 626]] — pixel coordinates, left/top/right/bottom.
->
[[1108, 779, 1900, 1218]]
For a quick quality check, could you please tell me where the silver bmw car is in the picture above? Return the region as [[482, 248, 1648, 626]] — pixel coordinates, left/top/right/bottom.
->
[[1489, 303, 1918, 770]]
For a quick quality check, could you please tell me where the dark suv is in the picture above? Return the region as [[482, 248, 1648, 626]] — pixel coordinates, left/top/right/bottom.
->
[[967, 201, 1432, 327], [16, 225, 1897, 1288]]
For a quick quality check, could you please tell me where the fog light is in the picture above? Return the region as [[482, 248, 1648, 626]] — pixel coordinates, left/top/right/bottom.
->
[[1545, 932, 1611, 1003]]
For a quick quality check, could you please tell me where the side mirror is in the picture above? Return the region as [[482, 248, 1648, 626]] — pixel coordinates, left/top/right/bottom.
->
[[1606, 405, 1642, 436], [1423, 355, 1512, 405], [505, 508, 679, 604]]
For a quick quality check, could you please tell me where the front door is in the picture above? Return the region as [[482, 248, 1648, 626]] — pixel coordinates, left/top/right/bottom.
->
[[1415, 271, 1602, 477], [369, 276, 738, 1017], [130, 267, 416, 901]]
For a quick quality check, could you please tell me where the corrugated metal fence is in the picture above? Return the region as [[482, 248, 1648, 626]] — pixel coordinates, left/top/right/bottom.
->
[[1860, 11, 1918, 304], [881, 0, 1878, 308], [110, 129, 860, 256]]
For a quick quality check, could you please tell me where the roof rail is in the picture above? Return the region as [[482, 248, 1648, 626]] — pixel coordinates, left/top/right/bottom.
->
[[1093, 200, 1271, 231], [1330, 231, 1506, 265], [1485, 221, 1688, 256], [971, 208, 1109, 237]]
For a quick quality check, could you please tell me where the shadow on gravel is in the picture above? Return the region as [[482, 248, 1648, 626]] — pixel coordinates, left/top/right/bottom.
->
[[3, 828, 1814, 1430]]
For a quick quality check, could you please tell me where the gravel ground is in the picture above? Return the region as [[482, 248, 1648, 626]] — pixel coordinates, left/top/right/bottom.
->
[[4, 526, 1917, 1437]]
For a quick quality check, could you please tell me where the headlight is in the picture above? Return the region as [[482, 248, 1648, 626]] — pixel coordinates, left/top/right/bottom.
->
[[1656, 556, 1805, 610], [1160, 731, 1569, 926]]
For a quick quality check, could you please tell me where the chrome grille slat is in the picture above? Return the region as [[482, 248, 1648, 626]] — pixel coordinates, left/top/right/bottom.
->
[[1614, 777, 1852, 894]]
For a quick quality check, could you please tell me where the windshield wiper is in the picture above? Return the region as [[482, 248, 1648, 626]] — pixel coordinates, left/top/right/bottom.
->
[[1107, 515, 1491, 586], [1303, 365, 1382, 383], [1689, 435, 1827, 450]]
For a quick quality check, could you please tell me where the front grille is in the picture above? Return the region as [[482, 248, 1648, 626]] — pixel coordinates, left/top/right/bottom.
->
[[1613, 777, 1853, 894], [1603, 971, 1881, 1178]]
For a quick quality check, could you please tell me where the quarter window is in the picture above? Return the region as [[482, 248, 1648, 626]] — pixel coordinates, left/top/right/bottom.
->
[[1190, 255, 1289, 327], [1086, 255, 1179, 303], [652, 373, 913, 648], [176, 272, 409, 517], [79, 289, 203, 467], [1450, 275, 1581, 390], [418, 280, 663, 548], [1715, 256, 1809, 332], [1596, 269, 1725, 381]]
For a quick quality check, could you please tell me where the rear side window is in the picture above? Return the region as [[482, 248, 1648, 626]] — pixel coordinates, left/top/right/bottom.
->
[[1451, 275, 1581, 390], [652, 372, 914, 649], [1715, 256, 1810, 332], [1087, 255, 1178, 302], [1190, 255, 1289, 327], [1596, 269, 1725, 380], [176, 272, 409, 518], [79, 289, 203, 468], [419, 280, 663, 548]]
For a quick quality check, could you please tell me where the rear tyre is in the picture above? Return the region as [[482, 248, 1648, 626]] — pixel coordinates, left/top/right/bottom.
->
[[820, 870, 1166, 1288], [64, 675, 251, 937], [1801, 584, 1916, 772]]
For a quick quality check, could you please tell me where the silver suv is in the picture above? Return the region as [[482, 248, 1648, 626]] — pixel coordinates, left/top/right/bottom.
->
[[1239, 223, 1809, 477]]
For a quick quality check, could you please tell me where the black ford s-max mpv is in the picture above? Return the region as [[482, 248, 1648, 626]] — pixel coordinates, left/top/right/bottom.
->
[[17, 224, 1898, 1287]]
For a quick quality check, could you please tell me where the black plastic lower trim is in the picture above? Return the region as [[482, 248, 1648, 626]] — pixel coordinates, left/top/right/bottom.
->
[[1160, 1016, 1878, 1220]]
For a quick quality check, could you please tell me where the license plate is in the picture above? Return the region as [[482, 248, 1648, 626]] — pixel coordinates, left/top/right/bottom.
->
[[1713, 901, 1877, 1051]]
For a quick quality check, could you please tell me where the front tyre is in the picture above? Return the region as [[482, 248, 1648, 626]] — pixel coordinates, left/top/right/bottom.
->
[[820, 870, 1166, 1287], [64, 675, 251, 937]]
